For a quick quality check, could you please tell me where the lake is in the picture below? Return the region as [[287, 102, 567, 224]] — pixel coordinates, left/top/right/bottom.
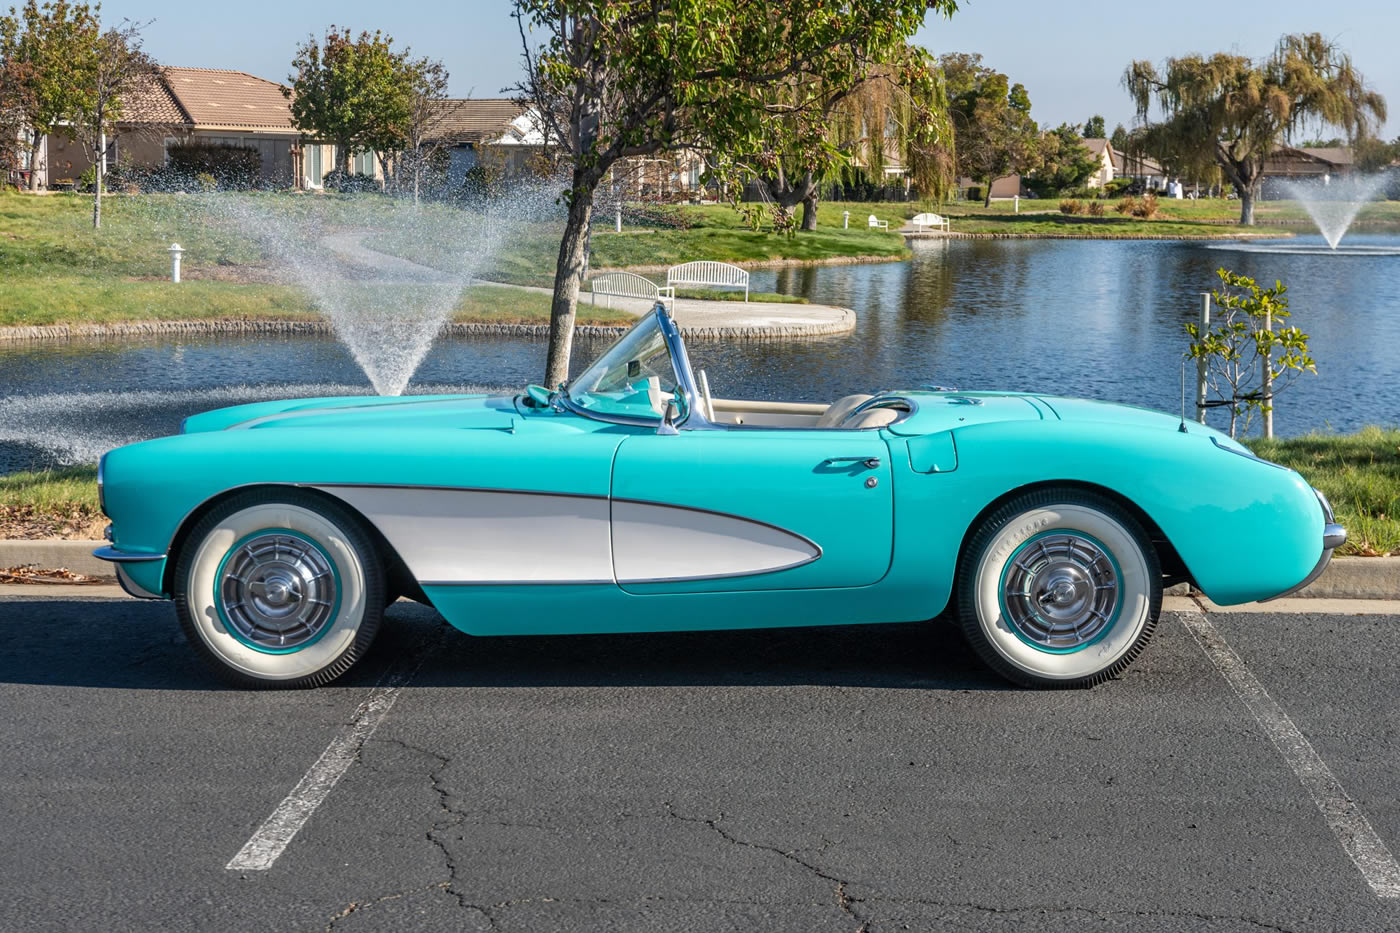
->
[[2, 233, 1397, 474]]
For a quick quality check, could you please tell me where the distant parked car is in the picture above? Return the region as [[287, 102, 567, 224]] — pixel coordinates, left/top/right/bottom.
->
[[96, 305, 1343, 689]]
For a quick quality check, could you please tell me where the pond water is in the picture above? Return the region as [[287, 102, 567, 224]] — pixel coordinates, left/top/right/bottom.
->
[[2, 234, 1397, 474]]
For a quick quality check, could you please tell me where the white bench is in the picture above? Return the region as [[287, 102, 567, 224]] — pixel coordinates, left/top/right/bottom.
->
[[868, 214, 889, 230], [910, 211, 950, 233], [589, 271, 673, 308], [666, 260, 749, 302]]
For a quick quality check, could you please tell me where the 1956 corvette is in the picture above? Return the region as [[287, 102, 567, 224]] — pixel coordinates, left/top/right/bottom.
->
[[95, 304, 1344, 689]]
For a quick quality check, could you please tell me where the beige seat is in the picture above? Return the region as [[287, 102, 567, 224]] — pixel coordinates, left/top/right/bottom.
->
[[841, 408, 898, 429], [814, 393, 873, 428]]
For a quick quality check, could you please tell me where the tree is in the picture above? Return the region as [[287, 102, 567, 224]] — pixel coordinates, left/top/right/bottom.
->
[[1354, 135, 1400, 173], [390, 55, 449, 203], [1083, 114, 1105, 138], [1029, 122, 1098, 194], [940, 52, 1038, 207], [1109, 122, 1128, 152], [286, 27, 414, 176], [69, 17, 156, 228], [514, 0, 956, 387], [739, 48, 955, 231], [1125, 34, 1386, 224], [0, 0, 99, 190], [1186, 268, 1314, 438]]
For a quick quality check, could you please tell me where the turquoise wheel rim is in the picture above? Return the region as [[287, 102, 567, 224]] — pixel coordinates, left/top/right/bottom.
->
[[996, 529, 1123, 654], [213, 528, 342, 655]]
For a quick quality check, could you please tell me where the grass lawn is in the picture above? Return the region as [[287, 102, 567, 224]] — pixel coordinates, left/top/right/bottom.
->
[[4, 431, 1396, 556], [939, 196, 1400, 235]]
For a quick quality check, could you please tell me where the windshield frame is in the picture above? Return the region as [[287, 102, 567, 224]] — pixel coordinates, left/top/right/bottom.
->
[[560, 305, 700, 428]]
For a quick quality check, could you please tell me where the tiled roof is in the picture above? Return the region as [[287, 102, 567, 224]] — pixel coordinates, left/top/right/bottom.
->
[[120, 72, 190, 124], [429, 98, 529, 144], [161, 67, 295, 131], [1082, 137, 1112, 157], [1295, 146, 1354, 166]]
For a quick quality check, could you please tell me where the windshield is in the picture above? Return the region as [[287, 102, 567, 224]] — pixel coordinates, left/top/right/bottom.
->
[[566, 312, 679, 420]]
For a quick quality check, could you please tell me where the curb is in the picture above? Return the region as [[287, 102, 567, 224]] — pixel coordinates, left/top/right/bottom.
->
[[1, 542, 1395, 599]]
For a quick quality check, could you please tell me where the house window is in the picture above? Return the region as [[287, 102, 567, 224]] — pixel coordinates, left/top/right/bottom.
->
[[352, 150, 376, 176], [304, 144, 324, 187]]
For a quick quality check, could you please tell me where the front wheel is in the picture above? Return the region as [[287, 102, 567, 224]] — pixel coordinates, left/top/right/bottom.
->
[[173, 489, 385, 688], [957, 489, 1162, 688]]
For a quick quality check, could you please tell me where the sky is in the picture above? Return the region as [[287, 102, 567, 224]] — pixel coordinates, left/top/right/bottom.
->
[[103, 0, 1399, 138]]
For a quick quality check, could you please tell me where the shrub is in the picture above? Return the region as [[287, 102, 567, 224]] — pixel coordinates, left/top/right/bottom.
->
[[322, 169, 381, 194], [165, 141, 262, 190], [1134, 193, 1160, 219], [1116, 196, 1137, 215], [1103, 177, 1135, 198], [76, 166, 96, 192], [1087, 200, 1106, 217], [1059, 198, 1086, 215], [194, 172, 217, 192], [964, 185, 983, 202]]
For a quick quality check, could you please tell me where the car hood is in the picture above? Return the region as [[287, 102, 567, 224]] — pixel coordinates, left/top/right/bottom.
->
[[179, 393, 521, 434]]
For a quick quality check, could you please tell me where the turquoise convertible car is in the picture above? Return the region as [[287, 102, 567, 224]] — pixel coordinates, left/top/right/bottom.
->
[[96, 304, 1343, 689]]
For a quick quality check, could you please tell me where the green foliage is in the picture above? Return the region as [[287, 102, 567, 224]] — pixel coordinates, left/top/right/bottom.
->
[[1109, 123, 1128, 152], [938, 52, 1039, 204], [1125, 34, 1387, 223], [1030, 123, 1099, 195], [1083, 114, 1106, 138], [165, 141, 262, 190], [0, 2, 100, 152], [286, 27, 415, 173], [1185, 268, 1316, 437]]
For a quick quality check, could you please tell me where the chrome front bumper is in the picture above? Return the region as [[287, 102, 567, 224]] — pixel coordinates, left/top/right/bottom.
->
[[1262, 489, 1346, 602], [94, 526, 167, 599]]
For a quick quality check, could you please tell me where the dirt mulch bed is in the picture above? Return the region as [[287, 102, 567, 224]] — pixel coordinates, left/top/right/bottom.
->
[[0, 504, 107, 540]]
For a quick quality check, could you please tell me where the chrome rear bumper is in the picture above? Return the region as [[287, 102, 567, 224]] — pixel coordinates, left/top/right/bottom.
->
[[1262, 489, 1346, 602]]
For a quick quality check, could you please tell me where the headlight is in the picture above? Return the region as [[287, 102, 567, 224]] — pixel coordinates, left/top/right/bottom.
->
[[97, 453, 107, 515]]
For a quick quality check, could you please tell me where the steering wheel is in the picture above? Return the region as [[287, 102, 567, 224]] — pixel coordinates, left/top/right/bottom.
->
[[697, 368, 716, 422]]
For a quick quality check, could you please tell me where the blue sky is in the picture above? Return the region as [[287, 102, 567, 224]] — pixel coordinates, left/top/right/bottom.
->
[[106, 0, 1398, 137]]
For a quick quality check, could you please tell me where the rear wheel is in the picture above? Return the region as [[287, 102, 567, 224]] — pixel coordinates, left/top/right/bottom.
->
[[957, 489, 1161, 688], [173, 489, 384, 688]]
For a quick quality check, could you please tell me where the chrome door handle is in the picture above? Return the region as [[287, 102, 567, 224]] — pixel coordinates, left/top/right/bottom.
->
[[823, 456, 880, 469]]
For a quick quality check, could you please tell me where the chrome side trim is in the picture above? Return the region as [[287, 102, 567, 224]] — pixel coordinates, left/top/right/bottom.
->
[[92, 546, 167, 564]]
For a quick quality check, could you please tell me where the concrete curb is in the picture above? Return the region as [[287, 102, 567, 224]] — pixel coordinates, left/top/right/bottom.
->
[[2, 542, 1396, 599], [900, 230, 1295, 241]]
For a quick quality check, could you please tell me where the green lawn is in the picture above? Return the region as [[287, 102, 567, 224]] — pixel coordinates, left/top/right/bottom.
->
[[940, 196, 1400, 234], [4, 431, 1396, 556]]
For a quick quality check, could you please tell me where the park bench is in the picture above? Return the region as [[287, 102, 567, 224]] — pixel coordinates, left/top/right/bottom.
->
[[666, 260, 750, 301], [589, 271, 673, 308], [868, 214, 889, 230], [910, 211, 950, 233]]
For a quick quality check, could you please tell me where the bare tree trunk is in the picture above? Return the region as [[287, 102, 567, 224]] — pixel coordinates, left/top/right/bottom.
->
[[983, 175, 993, 208], [544, 181, 595, 387], [799, 191, 819, 230], [92, 132, 104, 230], [1238, 183, 1256, 225], [27, 137, 42, 190]]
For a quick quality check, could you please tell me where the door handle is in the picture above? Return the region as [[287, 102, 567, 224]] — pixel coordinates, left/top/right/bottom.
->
[[823, 456, 881, 469]]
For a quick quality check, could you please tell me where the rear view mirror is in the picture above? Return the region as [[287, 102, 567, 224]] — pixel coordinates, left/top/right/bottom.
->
[[627, 359, 642, 378]]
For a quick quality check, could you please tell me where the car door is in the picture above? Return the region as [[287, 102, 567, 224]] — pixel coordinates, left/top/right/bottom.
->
[[610, 429, 893, 593]]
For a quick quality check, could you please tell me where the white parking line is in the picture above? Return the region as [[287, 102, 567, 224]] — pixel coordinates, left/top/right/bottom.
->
[[225, 644, 429, 872], [1180, 606, 1400, 898]]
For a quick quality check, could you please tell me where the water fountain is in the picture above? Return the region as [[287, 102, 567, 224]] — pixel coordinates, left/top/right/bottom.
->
[[190, 182, 563, 396], [1282, 174, 1389, 249]]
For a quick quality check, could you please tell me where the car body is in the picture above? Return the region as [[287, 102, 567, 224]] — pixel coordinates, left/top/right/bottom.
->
[[96, 305, 1344, 688]]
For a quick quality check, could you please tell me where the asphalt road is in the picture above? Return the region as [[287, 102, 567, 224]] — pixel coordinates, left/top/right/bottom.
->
[[2, 595, 1398, 932]]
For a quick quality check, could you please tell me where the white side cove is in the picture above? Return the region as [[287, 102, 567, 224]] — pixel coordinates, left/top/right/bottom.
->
[[612, 500, 819, 583], [316, 486, 613, 584], [314, 485, 821, 585]]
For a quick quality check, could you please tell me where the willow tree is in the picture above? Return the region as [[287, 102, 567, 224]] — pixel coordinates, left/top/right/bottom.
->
[[739, 48, 955, 231], [513, 0, 957, 387], [1125, 34, 1386, 225]]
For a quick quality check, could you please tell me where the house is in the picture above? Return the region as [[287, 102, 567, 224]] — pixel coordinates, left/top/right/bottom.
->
[[1110, 150, 1166, 191], [1080, 138, 1116, 188], [1260, 146, 1354, 197], [957, 175, 1030, 200], [430, 98, 546, 187], [39, 67, 345, 189]]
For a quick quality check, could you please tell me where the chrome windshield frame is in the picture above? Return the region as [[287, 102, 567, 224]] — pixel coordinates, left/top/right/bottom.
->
[[559, 303, 706, 429]]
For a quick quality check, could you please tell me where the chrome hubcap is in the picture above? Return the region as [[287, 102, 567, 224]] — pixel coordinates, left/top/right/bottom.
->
[[1002, 533, 1119, 650], [218, 533, 336, 650]]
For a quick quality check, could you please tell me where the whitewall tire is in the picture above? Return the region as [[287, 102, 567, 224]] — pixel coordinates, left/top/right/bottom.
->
[[957, 489, 1162, 688], [173, 489, 385, 688]]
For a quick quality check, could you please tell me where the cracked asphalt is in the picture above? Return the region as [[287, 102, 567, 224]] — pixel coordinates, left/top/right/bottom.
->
[[2, 596, 1398, 932]]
